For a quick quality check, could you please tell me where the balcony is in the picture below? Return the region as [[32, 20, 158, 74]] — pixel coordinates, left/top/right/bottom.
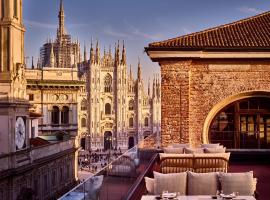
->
[[60, 135, 270, 200]]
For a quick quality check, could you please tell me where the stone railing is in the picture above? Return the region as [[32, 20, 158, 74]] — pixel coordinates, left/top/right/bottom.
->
[[0, 139, 75, 173]]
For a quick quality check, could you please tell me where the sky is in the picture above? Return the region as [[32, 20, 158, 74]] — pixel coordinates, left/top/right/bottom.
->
[[23, 0, 270, 82]]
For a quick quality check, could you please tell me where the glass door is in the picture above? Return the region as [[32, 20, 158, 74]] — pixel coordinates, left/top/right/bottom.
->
[[240, 114, 259, 149], [259, 115, 270, 149]]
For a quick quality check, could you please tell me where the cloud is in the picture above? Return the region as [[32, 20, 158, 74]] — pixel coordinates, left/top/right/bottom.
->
[[25, 19, 88, 30], [124, 20, 163, 40], [103, 25, 131, 38], [237, 6, 263, 15], [24, 19, 57, 29], [181, 27, 192, 35], [103, 22, 163, 41]]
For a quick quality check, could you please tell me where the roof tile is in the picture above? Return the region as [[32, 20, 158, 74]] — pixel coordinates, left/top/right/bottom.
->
[[148, 11, 270, 50]]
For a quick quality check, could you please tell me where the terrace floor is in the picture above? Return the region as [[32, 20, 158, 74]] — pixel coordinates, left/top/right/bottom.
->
[[77, 151, 270, 200], [229, 162, 270, 200]]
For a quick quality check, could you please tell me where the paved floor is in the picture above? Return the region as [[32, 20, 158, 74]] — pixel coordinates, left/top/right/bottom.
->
[[229, 162, 270, 200]]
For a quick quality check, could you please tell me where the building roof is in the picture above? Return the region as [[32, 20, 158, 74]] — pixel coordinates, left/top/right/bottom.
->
[[146, 11, 270, 51]]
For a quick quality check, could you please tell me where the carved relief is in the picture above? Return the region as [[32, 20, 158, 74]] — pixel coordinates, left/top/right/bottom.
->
[[12, 63, 27, 100]]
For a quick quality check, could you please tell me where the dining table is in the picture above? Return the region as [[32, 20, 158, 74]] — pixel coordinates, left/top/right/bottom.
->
[[141, 195, 256, 200]]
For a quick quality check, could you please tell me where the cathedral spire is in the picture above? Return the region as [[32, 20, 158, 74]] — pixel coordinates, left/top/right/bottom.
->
[[152, 75, 156, 98], [109, 45, 112, 58], [31, 57, 34, 69], [95, 40, 100, 64], [137, 57, 141, 80], [58, 0, 65, 37], [49, 44, 55, 67], [148, 78, 151, 96], [90, 39, 95, 64], [130, 65, 133, 79], [84, 44, 87, 62], [121, 41, 126, 65], [115, 40, 120, 67]]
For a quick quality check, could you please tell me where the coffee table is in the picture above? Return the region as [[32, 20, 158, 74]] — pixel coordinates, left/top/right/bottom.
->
[[141, 195, 256, 200]]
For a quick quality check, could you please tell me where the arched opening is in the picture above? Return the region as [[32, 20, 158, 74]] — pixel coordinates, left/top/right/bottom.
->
[[128, 137, 135, 149], [80, 138, 86, 149], [105, 103, 111, 115], [81, 99, 87, 111], [129, 117, 134, 127], [51, 106, 60, 124], [129, 100, 134, 110], [104, 74, 112, 93], [209, 96, 270, 149], [104, 131, 112, 151], [81, 118, 86, 128], [144, 117, 149, 127], [61, 106, 69, 124]]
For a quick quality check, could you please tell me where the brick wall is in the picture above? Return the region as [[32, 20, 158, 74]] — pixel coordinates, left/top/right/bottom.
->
[[160, 59, 270, 147]]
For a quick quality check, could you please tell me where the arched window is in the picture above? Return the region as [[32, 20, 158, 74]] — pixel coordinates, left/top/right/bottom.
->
[[209, 97, 270, 149], [61, 106, 69, 124], [81, 118, 86, 128], [81, 99, 87, 111], [129, 100, 134, 110], [104, 74, 112, 92], [129, 117, 134, 127], [105, 103, 111, 115], [52, 106, 60, 124], [144, 117, 149, 127]]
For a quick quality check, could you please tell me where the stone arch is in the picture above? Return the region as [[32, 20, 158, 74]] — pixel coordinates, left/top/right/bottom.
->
[[203, 90, 270, 144]]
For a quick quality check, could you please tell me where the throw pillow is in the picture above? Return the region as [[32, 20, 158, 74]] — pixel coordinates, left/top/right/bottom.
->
[[153, 171, 187, 195], [187, 171, 219, 195], [204, 147, 226, 153], [145, 177, 154, 194], [201, 143, 220, 148], [172, 143, 190, 148], [219, 171, 254, 195], [163, 147, 184, 154], [184, 148, 204, 154]]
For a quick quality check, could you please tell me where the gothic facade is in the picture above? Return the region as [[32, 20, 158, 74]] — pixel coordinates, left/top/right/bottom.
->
[[87, 42, 161, 150], [25, 0, 161, 150]]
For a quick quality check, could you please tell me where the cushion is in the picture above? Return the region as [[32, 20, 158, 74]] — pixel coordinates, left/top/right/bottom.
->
[[159, 153, 193, 160], [204, 147, 226, 153], [219, 172, 254, 195], [184, 148, 204, 154], [201, 143, 220, 148], [145, 177, 154, 194], [194, 153, 230, 160], [163, 147, 184, 154], [187, 171, 219, 195], [153, 171, 187, 195], [172, 143, 190, 148]]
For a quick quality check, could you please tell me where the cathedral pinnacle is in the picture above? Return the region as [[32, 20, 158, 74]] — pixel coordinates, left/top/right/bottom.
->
[[130, 65, 133, 79], [57, 0, 65, 37], [137, 57, 141, 80], [90, 39, 95, 64], [49, 44, 55, 67], [148, 78, 151, 96], [95, 40, 100, 64], [84, 44, 87, 62], [121, 41, 126, 65], [115, 41, 120, 67]]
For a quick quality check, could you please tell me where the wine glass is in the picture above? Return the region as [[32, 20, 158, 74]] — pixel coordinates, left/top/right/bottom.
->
[[162, 190, 169, 198]]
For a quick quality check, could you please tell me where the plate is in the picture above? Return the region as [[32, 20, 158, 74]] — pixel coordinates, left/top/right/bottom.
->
[[162, 193, 177, 198], [220, 194, 236, 199]]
